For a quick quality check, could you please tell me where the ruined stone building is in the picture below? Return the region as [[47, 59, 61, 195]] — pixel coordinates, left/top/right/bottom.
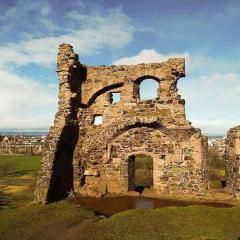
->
[[226, 126, 240, 198], [35, 44, 209, 204]]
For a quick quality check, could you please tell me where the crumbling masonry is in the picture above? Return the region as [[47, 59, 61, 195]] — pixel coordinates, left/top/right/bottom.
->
[[226, 126, 240, 198], [35, 44, 209, 204]]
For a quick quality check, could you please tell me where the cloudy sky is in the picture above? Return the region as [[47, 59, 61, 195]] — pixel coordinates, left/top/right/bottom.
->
[[0, 0, 240, 135]]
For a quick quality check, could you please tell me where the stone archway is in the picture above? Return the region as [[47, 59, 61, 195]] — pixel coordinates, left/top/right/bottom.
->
[[128, 154, 153, 193]]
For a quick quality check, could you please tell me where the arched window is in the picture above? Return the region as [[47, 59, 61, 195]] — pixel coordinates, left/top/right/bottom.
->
[[139, 78, 159, 100]]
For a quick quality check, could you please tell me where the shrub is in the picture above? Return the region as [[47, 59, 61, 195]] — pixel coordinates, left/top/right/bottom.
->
[[207, 148, 225, 169], [208, 168, 221, 181], [135, 155, 153, 170], [208, 168, 226, 189], [0, 160, 15, 176]]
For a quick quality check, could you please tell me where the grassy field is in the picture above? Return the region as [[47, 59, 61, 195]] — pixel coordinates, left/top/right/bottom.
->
[[0, 154, 41, 208], [1, 154, 240, 240], [0, 154, 41, 173]]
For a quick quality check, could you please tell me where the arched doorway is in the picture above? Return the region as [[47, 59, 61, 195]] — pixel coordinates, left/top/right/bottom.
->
[[128, 154, 153, 193]]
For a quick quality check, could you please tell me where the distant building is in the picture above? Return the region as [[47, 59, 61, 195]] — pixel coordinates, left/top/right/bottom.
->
[[1, 136, 10, 144], [0, 135, 46, 155], [208, 137, 226, 157]]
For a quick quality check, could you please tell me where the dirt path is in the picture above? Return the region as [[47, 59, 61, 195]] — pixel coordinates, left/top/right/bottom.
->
[[28, 219, 96, 240]]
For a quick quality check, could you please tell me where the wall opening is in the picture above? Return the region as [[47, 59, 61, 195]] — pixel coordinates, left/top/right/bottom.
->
[[238, 173, 240, 187], [128, 154, 153, 193], [111, 145, 118, 158], [207, 147, 226, 189], [110, 92, 121, 104], [139, 79, 159, 100], [93, 115, 103, 125]]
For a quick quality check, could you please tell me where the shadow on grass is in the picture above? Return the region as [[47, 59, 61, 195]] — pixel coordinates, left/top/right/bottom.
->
[[0, 189, 11, 209], [0, 192, 4, 208], [7, 169, 36, 177]]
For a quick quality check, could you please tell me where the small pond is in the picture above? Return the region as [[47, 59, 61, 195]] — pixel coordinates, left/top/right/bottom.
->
[[74, 196, 232, 217]]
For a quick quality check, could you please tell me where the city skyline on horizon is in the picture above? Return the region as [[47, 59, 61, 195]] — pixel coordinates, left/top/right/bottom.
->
[[0, 128, 229, 136]]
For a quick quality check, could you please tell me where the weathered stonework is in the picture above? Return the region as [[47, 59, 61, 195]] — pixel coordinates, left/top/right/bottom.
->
[[226, 126, 240, 198], [35, 44, 208, 204]]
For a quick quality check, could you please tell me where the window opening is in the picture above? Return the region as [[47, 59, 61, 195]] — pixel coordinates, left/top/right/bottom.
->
[[93, 115, 103, 125], [110, 92, 121, 104]]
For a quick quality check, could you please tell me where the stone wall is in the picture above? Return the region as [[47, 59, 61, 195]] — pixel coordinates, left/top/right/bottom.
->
[[35, 44, 83, 204], [226, 126, 240, 198], [0, 143, 43, 155], [35, 43, 209, 204]]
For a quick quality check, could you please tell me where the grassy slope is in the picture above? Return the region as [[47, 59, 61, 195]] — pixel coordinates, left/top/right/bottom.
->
[[78, 206, 240, 240], [0, 202, 97, 240], [1, 154, 240, 240], [1, 203, 240, 240], [0, 154, 41, 208]]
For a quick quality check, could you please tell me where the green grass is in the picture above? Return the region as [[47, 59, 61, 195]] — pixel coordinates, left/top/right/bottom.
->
[[1, 203, 240, 240], [0, 202, 97, 240], [209, 168, 226, 189], [1, 154, 240, 240], [77, 206, 240, 240], [210, 180, 223, 189], [0, 154, 42, 208], [0, 154, 41, 175]]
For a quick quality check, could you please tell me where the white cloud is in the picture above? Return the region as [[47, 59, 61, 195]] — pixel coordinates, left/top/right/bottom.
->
[[179, 72, 239, 101], [111, 49, 213, 73], [112, 49, 189, 65], [0, 69, 57, 128], [198, 73, 237, 84], [112, 49, 240, 80], [192, 118, 239, 135], [0, 0, 54, 37], [227, 87, 240, 97], [0, 0, 51, 19], [0, 8, 135, 67]]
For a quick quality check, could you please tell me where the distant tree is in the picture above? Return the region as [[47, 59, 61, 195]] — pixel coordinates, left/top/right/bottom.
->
[[207, 148, 225, 169]]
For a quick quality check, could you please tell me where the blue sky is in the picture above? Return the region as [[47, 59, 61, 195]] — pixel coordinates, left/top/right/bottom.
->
[[0, 0, 240, 134]]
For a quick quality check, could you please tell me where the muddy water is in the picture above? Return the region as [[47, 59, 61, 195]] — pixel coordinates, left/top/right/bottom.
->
[[0, 193, 4, 208], [74, 196, 232, 217]]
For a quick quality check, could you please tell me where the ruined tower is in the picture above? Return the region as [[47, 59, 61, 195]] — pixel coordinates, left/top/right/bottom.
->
[[35, 44, 208, 204], [226, 126, 240, 198]]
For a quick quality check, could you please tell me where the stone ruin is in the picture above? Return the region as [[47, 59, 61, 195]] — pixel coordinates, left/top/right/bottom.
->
[[226, 126, 240, 198], [35, 43, 209, 204]]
